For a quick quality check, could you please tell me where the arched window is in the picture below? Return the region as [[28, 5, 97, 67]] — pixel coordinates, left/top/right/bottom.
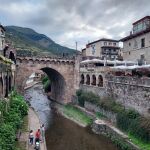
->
[[80, 74, 84, 84], [9, 76, 11, 91], [9, 51, 16, 64], [86, 74, 90, 85], [91, 75, 96, 86], [5, 76, 8, 98], [98, 75, 103, 87]]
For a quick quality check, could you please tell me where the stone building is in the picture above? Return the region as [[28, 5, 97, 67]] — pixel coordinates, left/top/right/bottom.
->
[[0, 24, 5, 55], [82, 38, 121, 60], [121, 16, 150, 64], [0, 25, 16, 99], [79, 58, 150, 117], [79, 59, 135, 97]]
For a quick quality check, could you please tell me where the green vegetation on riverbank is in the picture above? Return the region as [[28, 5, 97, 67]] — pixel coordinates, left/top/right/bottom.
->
[[42, 75, 51, 92], [76, 90, 150, 150], [0, 91, 28, 150], [128, 133, 150, 150], [63, 104, 92, 126]]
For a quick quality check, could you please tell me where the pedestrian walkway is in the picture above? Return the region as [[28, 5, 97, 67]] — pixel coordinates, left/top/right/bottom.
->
[[28, 108, 47, 150]]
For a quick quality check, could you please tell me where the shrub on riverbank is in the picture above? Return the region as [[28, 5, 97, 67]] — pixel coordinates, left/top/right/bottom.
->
[[117, 112, 150, 143], [0, 91, 28, 150], [42, 75, 51, 92], [76, 89, 124, 113], [63, 104, 92, 126], [76, 90, 150, 147]]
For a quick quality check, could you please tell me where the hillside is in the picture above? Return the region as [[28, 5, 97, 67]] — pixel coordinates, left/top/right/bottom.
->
[[5, 26, 77, 56]]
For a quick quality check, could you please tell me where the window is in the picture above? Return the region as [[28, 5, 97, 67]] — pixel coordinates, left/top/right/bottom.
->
[[129, 51, 130, 55], [141, 38, 145, 48], [104, 42, 107, 46], [129, 42, 131, 46], [113, 43, 116, 46], [91, 45, 96, 55], [109, 42, 112, 45]]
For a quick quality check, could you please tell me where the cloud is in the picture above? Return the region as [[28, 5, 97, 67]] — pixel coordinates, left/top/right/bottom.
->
[[0, 0, 150, 50]]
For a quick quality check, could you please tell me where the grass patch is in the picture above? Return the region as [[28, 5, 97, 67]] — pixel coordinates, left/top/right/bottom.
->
[[63, 105, 93, 126], [96, 112, 107, 119], [128, 133, 150, 150], [15, 141, 27, 150]]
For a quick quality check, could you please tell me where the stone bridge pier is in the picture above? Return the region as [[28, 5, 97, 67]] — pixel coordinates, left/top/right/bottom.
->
[[15, 56, 80, 103]]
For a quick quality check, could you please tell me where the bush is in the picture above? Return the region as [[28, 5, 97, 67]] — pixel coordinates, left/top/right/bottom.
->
[[76, 90, 150, 143], [42, 75, 51, 92], [42, 76, 49, 85], [0, 123, 16, 150], [0, 91, 28, 150], [117, 111, 150, 143], [10, 98, 28, 117], [76, 90, 99, 107]]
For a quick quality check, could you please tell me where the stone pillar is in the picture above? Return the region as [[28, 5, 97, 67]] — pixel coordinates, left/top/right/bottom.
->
[[74, 54, 81, 90]]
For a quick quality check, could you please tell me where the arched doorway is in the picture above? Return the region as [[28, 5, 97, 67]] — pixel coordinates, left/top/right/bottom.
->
[[5, 76, 8, 97], [98, 75, 103, 87], [91, 75, 96, 86], [86, 74, 90, 85], [80, 74, 84, 84], [9, 51, 16, 64]]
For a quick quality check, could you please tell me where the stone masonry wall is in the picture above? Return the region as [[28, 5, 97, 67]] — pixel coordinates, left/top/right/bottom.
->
[[106, 75, 150, 117], [80, 84, 107, 98], [84, 101, 117, 124]]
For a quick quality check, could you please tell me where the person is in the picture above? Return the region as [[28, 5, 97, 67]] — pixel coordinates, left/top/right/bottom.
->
[[35, 129, 41, 144], [29, 130, 34, 145], [40, 124, 45, 142]]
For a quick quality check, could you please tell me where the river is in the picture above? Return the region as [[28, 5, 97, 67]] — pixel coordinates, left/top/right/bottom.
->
[[25, 84, 119, 150]]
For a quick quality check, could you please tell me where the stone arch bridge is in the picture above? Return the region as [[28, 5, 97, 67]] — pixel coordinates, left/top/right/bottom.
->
[[16, 56, 80, 103]]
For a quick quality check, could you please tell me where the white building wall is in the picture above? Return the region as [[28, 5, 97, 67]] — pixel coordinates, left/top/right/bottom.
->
[[123, 32, 150, 63], [85, 40, 119, 58]]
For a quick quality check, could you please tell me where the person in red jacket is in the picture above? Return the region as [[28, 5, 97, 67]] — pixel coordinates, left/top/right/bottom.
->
[[35, 129, 41, 144]]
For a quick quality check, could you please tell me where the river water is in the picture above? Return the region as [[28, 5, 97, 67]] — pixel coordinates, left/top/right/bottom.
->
[[25, 84, 119, 150]]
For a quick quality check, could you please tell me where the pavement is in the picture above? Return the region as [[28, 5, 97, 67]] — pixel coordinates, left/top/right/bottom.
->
[[28, 108, 47, 150]]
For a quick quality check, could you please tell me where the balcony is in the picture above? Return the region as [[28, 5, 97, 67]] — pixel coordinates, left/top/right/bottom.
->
[[80, 66, 111, 73], [102, 51, 118, 55]]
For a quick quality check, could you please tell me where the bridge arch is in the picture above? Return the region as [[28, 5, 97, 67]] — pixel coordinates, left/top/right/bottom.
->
[[15, 57, 80, 103], [41, 67, 66, 101]]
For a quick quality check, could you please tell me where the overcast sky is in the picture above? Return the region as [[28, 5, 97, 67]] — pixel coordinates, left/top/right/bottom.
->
[[0, 0, 150, 50]]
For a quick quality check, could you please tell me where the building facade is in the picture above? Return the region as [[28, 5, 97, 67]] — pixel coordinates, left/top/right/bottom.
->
[[121, 16, 150, 64], [82, 38, 121, 60], [0, 25, 16, 99], [0, 25, 5, 55]]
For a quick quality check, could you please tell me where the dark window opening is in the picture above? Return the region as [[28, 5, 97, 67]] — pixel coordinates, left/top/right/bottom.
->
[[98, 75, 103, 87], [91, 75, 96, 86], [86, 75, 90, 85], [9, 51, 16, 64], [80, 74, 84, 84], [141, 38, 145, 48]]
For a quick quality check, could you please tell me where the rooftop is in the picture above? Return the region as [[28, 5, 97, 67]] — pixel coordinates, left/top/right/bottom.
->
[[80, 58, 136, 66], [133, 16, 150, 25], [120, 28, 150, 42], [87, 38, 119, 46]]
